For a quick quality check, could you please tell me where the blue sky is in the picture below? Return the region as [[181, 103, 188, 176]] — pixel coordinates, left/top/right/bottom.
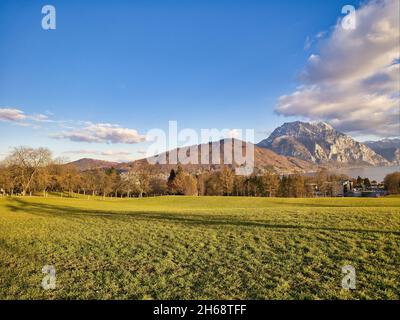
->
[[1, 0, 398, 161]]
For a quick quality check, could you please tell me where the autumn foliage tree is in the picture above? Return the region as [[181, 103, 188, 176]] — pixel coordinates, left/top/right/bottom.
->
[[0, 145, 387, 199], [384, 172, 400, 194], [168, 165, 197, 195]]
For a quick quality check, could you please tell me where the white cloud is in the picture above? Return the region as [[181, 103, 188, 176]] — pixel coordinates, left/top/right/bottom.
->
[[63, 150, 98, 155], [0, 108, 26, 121], [63, 149, 132, 156], [100, 149, 132, 156], [304, 36, 312, 50], [304, 31, 328, 51], [0, 107, 52, 128], [54, 123, 146, 144], [28, 114, 50, 122], [276, 0, 400, 137]]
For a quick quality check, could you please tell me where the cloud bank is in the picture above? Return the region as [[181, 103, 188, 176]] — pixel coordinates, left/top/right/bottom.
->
[[276, 0, 400, 137], [0, 107, 50, 125], [1, 107, 145, 148], [0, 108, 27, 121], [54, 123, 146, 144]]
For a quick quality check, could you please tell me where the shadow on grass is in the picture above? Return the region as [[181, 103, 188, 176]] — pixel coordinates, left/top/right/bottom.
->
[[5, 198, 400, 236]]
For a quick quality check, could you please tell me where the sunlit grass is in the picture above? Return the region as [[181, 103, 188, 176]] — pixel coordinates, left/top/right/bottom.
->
[[0, 196, 399, 299]]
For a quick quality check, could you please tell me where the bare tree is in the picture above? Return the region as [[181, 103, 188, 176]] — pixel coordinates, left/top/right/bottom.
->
[[61, 164, 80, 197], [5, 147, 52, 196], [123, 164, 153, 197]]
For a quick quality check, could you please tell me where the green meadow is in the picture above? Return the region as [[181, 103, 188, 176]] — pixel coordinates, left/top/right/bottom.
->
[[0, 196, 399, 300]]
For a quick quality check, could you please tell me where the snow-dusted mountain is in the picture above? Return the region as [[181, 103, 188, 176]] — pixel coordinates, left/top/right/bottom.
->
[[257, 121, 389, 166]]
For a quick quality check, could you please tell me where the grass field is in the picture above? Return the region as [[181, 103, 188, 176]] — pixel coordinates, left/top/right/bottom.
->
[[0, 196, 399, 300]]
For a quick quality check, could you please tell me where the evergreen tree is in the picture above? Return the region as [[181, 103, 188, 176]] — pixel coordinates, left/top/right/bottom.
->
[[167, 169, 177, 194]]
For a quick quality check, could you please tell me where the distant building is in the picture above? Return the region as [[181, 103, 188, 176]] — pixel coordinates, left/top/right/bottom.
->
[[344, 190, 362, 197], [342, 179, 387, 197], [305, 183, 319, 197], [361, 190, 387, 198], [343, 180, 353, 194]]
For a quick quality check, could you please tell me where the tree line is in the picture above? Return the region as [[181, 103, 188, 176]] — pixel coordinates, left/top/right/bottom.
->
[[1, 147, 399, 198]]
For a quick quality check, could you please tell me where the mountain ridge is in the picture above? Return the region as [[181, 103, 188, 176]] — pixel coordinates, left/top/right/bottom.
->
[[364, 138, 400, 165], [69, 139, 316, 174], [69, 121, 397, 172], [68, 158, 121, 171]]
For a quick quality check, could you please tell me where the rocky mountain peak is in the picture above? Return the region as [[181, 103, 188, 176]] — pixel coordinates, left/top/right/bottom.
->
[[257, 121, 389, 166]]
